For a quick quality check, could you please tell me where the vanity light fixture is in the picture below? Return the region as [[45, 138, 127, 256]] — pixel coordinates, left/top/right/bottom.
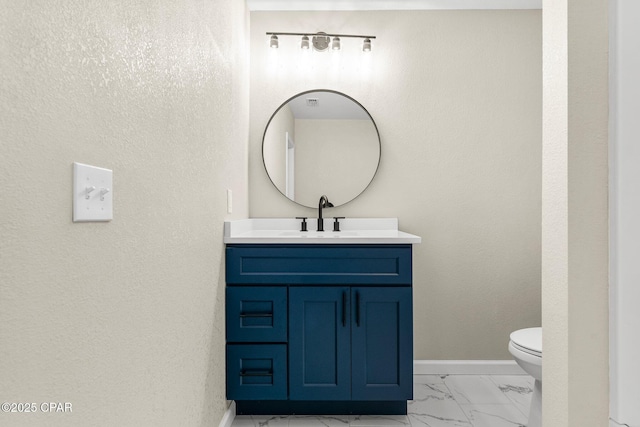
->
[[266, 32, 375, 53]]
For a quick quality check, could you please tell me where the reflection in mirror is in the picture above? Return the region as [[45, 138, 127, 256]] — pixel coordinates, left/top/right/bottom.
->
[[262, 90, 381, 208]]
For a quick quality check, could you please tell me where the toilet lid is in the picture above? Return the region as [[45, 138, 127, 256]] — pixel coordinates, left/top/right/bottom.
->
[[510, 327, 542, 356]]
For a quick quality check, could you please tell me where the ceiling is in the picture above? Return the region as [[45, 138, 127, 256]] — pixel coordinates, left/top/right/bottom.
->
[[246, 0, 542, 11]]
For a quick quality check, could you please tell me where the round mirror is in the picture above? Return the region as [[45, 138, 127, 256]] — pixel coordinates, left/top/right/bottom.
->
[[262, 90, 381, 208]]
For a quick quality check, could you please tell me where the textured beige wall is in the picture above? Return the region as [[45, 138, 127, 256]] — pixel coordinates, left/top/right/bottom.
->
[[542, 0, 609, 425], [0, 1, 248, 426], [249, 10, 542, 360], [294, 119, 379, 207]]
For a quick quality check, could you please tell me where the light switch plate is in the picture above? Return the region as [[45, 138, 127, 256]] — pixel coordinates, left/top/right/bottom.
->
[[73, 162, 113, 222]]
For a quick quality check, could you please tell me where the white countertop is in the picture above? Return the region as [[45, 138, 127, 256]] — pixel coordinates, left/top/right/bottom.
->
[[223, 218, 422, 245]]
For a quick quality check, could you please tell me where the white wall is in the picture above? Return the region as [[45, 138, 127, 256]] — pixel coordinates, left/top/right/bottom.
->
[[249, 10, 542, 360], [610, 0, 640, 425], [0, 1, 249, 425], [542, 0, 609, 425]]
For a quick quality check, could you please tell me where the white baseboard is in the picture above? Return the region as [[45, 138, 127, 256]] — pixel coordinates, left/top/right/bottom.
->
[[414, 360, 526, 375], [218, 401, 236, 427]]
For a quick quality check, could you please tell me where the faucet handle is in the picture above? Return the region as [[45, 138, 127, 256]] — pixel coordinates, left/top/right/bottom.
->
[[295, 217, 308, 232], [332, 217, 345, 232]]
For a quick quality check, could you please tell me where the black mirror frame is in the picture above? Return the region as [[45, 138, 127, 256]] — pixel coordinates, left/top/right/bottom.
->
[[261, 89, 381, 208]]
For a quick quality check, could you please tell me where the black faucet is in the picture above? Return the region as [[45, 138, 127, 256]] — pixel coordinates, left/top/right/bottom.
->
[[317, 195, 334, 232]]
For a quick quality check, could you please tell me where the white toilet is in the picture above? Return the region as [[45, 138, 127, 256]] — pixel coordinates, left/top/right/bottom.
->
[[509, 327, 542, 427]]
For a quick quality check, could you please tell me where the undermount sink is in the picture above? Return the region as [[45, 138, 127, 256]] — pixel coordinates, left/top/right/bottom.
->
[[223, 218, 421, 245]]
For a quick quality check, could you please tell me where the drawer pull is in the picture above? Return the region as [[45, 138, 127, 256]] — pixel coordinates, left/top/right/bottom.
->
[[240, 370, 273, 377], [342, 291, 347, 327], [239, 313, 273, 318], [355, 291, 360, 327]]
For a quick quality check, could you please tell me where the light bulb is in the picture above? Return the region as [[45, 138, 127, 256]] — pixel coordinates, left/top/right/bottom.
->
[[270, 34, 279, 49], [332, 37, 341, 51], [362, 38, 372, 52]]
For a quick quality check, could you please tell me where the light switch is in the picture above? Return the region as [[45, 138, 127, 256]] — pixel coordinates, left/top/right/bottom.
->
[[73, 162, 113, 222], [227, 189, 233, 214]]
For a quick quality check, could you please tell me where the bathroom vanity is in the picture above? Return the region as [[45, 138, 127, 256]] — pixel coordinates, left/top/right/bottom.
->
[[224, 218, 420, 415]]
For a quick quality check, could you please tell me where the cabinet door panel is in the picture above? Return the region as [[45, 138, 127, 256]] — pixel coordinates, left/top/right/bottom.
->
[[289, 287, 351, 400], [351, 287, 413, 400]]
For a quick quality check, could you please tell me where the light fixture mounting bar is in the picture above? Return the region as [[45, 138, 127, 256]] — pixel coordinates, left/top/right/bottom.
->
[[266, 32, 376, 39]]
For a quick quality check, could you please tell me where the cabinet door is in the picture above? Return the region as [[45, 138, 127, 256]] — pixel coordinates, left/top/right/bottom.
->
[[351, 287, 413, 400], [289, 287, 351, 400]]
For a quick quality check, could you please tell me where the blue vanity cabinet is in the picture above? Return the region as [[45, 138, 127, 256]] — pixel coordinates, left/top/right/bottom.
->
[[225, 244, 414, 415]]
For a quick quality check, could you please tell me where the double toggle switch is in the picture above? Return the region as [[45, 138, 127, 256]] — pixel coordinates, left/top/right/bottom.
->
[[84, 186, 110, 201], [73, 162, 113, 222]]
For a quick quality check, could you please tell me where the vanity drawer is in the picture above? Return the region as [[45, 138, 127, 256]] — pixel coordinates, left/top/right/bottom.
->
[[227, 344, 287, 400], [226, 244, 412, 285], [226, 286, 287, 342]]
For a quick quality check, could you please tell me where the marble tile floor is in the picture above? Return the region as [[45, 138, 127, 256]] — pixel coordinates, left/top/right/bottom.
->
[[231, 374, 534, 427]]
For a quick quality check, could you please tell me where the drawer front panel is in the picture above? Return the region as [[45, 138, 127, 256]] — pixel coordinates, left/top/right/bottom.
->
[[226, 245, 412, 285], [227, 344, 287, 400], [226, 286, 287, 342]]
